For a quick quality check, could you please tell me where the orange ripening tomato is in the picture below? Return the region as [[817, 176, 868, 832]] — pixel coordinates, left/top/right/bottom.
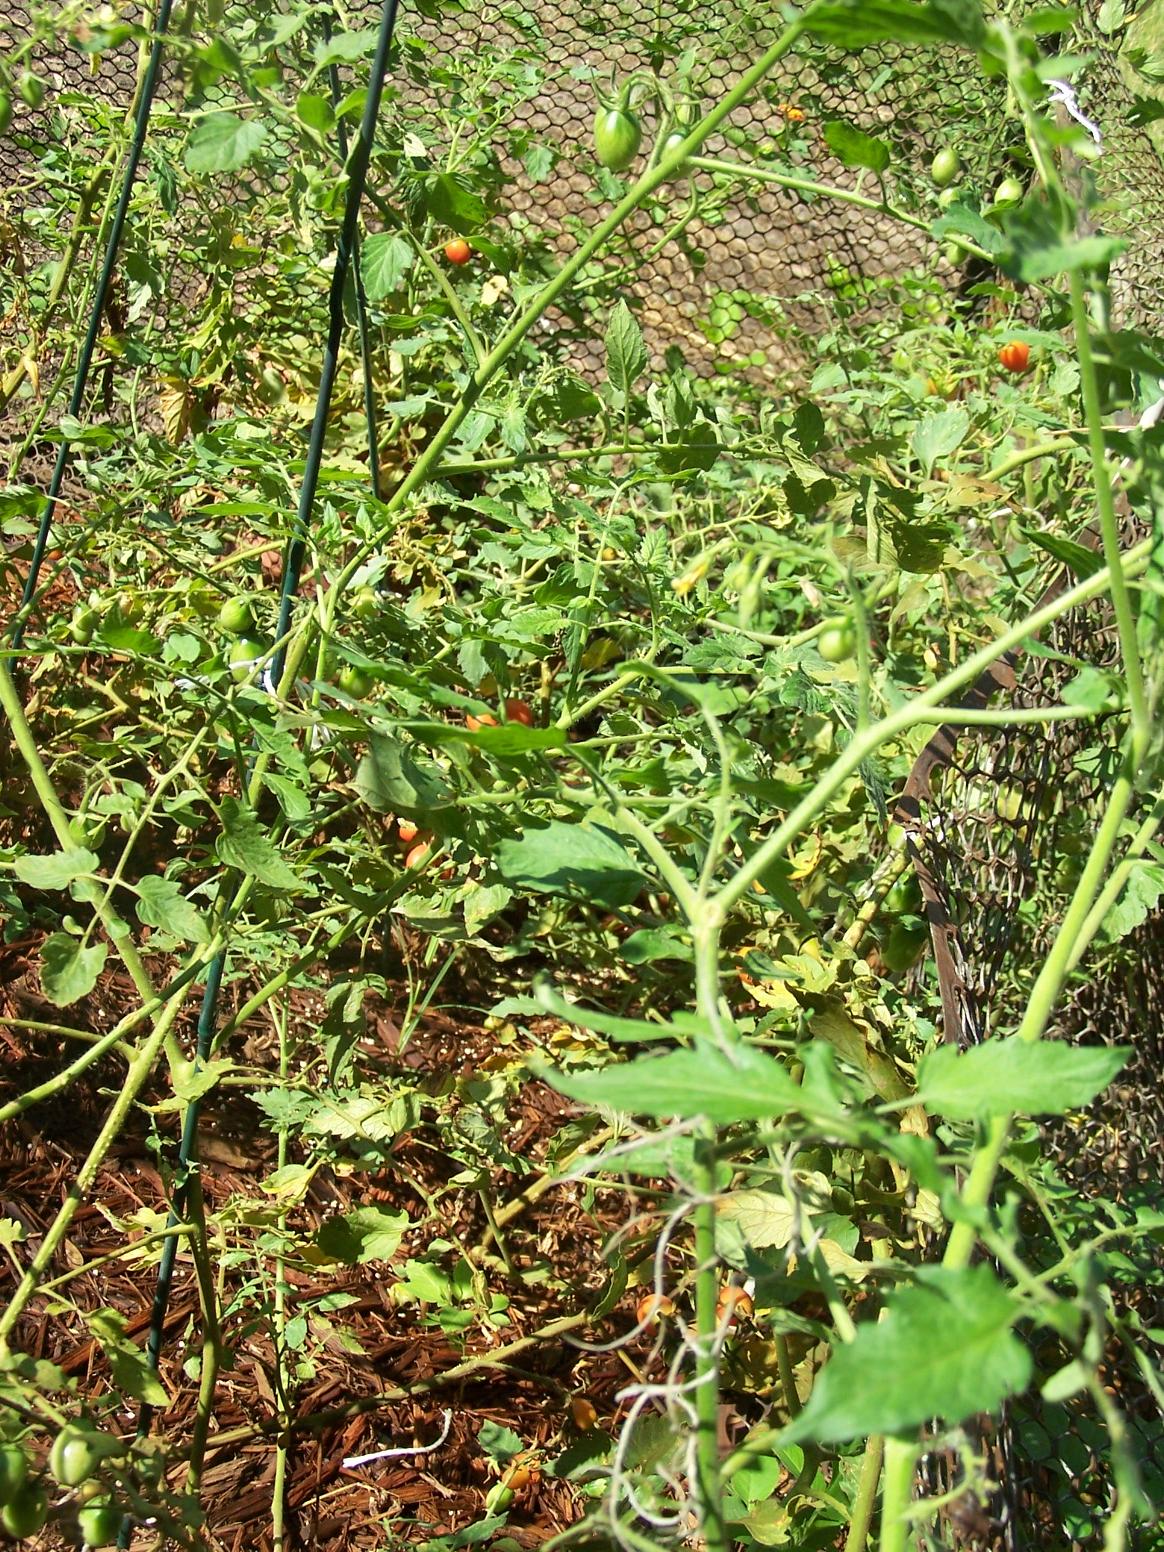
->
[[404, 841, 432, 869], [569, 1396, 599, 1430], [998, 340, 1030, 374], [465, 711, 498, 732], [398, 819, 419, 844], [444, 238, 472, 265], [504, 698, 534, 726], [635, 1293, 676, 1326], [716, 1286, 755, 1325]]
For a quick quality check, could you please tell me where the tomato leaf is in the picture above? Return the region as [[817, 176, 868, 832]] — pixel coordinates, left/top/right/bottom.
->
[[496, 820, 647, 909], [184, 112, 267, 174], [39, 934, 107, 1007], [295, 92, 335, 133], [360, 233, 414, 300], [354, 733, 453, 816], [135, 876, 208, 943], [14, 848, 98, 889], [916, 1037, 1130, 1119], [605, 300, 647, 401], [87, 1309, 170, 1407], [911, 406, 969, 476], [315, 1206, 409, 1264], [543, 1041, 806, 1123], [215, 796, 303, 890], [823, 120, 890, 174], [805, 0, 986, 47], [784, 1266, 1030, 1442]]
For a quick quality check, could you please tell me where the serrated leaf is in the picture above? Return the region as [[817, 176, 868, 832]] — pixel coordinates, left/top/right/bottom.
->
[[496, 821, 647, 909], [916, 1037, 1130, 1119], [545, 1041, 807, 1123], [315, 1205, 408, 1264], [912, 406, 969, 476], [1103, 860, 1164, 941], [135, 875, 207, 943], [823, 120, 889, 173], [40, 934, 107, 1007], [14, 848, 98, 889], [87, 1309, 170, 1406], [354, 733, 452, 816], [215, 795, 301, 889], [805, 0, 986, 47], [360, 233, 414, 300], [605, 299, 647, 399], [295, 91, 335, 133], [784, 1265, 1030, 1443], [184, 112, 267, 174]]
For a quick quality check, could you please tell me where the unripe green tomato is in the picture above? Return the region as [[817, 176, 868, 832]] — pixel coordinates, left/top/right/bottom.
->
[[930, 146, 961, 188], [0, 1482, 47, 1539], [661, 130, 690, 174], [217, 595, 253, 635], [885, 873, 923, 916], [993, 174, 1023, 207], [936, 185, 959, 211], [943, 239, 963, 266], [50, 1423, 107, 1487], [0, 91, 12, 136], [594, 106, 642, 171], [18, 72, 45, 109], [818, 622, 856, 663], [228, 637, 267, 683], [77, 1500, 124, 1548], [351, 585, 379, 621], [338, 664, 373, 698], [0, 1444, 29, 1505], [110, 590, 142, 625], [70, 605, 99, 645]]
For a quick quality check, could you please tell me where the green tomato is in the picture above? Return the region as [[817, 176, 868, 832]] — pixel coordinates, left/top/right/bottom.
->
[[594, 106, 642, 171], [661, 130, 690, 174], [0, 1483, 47, 1539], [817, 623, 856, 663], [936, 185, 959, 211], [885, 873, 923, 916], [70, 605, 99, 645], [50, 1424, 107, 1488], [338, 664, 373, 698], [351, 585, 379, 621], [0, 1444, 29, 1505], [217, 595, 253, 636], [228, 637, 267, 683], [993, 174, 1023, 207], [18, 72, 45, 109], [0, 91, 12, 136], [77, 1500, 123, 1548], [930, 146, 961, 188]]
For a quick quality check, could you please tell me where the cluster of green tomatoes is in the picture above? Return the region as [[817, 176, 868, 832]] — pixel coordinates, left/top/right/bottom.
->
[[0, 1422, 148, 1547]]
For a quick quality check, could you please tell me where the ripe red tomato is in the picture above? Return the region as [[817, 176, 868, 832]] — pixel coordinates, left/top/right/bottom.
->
[[998, 340, 1030, 374], [504, 698, 533, 726], [444, 238, 471, 265]]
